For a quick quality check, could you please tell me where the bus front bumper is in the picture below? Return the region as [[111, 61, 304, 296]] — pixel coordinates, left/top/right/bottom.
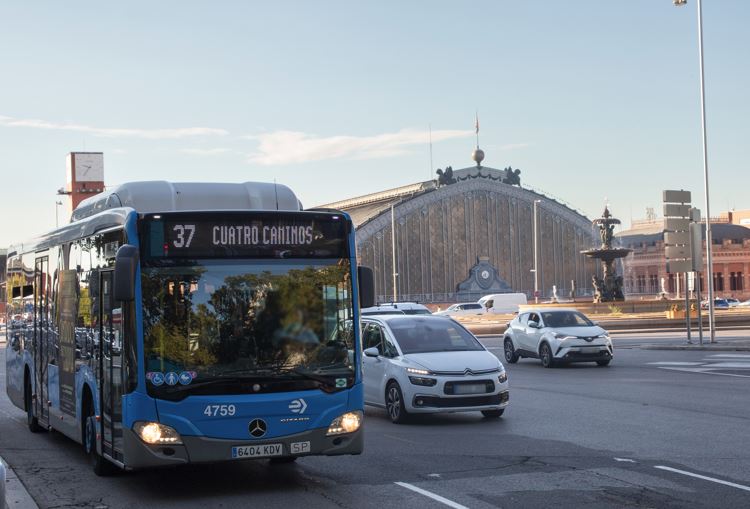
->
[[122, 426, 363, 469]]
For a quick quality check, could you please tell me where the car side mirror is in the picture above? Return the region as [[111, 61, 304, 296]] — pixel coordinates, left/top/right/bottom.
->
[[527, 320, 539, 329], [10, 336, 20, 352], [592, 321, 599, 326], [364, 347, 380, 358]]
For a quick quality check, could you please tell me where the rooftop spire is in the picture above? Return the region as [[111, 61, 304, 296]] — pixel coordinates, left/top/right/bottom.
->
[[471, 111, 485, 168]]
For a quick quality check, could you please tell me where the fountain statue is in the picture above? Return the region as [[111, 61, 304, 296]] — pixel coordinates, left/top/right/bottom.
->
[[581, 206, 632, 303]]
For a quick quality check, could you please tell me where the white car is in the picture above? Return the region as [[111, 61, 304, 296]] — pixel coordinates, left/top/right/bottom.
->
[[433, 303, 485, 316], [361, 315, 509, 423], [503, 308, 613, 368]]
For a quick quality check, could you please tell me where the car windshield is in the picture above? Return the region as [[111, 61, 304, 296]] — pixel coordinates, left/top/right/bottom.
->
[[540, 311, 594, 328], [388, 317, 484, 354], [141, 258, 354, 396]]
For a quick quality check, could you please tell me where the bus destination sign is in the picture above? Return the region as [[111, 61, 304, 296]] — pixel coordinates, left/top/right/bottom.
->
[[144, 213, 347, 259]]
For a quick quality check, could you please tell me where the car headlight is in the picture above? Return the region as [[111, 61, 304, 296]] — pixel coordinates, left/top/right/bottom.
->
[[409, 376, 437, 386], [327, 411, 363, 436], [133, 421, 183, 445], [406, 367, 431, 376], [498, 371, 508, 383]]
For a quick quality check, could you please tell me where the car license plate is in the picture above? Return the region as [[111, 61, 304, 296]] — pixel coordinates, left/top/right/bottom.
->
[[453, 383, 487, 395], [231, 443, 283, 459]]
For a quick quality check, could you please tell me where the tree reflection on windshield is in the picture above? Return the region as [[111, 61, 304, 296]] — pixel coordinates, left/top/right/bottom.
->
[[141, 260, 354, 384]]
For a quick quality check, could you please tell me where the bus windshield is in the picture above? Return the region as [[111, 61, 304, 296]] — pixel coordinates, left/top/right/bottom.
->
[[141, 258, 354, 397]]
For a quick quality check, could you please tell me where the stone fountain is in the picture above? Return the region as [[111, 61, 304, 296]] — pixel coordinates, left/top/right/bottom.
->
[[581, 206, 632, 303]]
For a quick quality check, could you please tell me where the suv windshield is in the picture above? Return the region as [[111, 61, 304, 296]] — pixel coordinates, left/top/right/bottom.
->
[[388, 317, 484, 354], [540, 311, 593, 328], [141, 258, 354, 398]]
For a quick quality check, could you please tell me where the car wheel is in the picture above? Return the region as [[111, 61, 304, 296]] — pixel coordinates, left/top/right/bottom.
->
[[504, 338, 519, 364], [481, 409, 505, 418], [84, 414, 116, 476], [25, 377, 42, 433], [385, 382, 409, 424], [540, 343, 555, 368], [596, 359, 611, 367]]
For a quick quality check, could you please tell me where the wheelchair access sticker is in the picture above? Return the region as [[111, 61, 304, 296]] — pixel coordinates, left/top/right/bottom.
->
[[147, 372, 165, 386]]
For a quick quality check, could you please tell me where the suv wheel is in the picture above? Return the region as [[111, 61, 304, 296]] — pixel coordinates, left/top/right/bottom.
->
[[540, 343, 555, 368], [504, 338, 519, 364]]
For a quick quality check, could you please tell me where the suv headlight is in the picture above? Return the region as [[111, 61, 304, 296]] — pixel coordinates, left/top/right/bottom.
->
[[554, 333, 576, 341], [327, 411, 363, 436], [498, 371, 508, 384], [133, 421, 183, 445]]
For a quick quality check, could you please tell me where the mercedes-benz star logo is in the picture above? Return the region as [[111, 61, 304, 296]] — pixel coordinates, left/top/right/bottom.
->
[[248, 418, 267, 438]]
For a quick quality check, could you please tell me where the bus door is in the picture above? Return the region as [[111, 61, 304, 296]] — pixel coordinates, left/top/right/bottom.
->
[[99, 271, 124, 462], [34, 257, 49, 427]]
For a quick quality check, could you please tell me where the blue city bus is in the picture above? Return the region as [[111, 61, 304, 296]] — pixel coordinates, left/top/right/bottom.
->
[[4, 181, 374, 475]]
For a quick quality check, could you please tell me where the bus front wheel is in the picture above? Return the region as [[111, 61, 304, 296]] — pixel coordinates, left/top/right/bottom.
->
[[24, 374, 42, 433], [84, 414, 116, 476]]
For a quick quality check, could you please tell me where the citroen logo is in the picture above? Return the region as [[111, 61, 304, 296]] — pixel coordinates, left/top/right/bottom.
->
[[464, 368, 474, 376], [248, 418, 267, 438]]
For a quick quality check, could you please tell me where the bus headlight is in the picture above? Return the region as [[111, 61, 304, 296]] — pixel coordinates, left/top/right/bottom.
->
[[326, 411, 363, 436], [133, 421, 183, 445]]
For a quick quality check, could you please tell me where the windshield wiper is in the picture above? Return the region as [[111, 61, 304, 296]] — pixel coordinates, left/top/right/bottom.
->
[[163, 375, 267, 392], [279, 367, 349, 388]]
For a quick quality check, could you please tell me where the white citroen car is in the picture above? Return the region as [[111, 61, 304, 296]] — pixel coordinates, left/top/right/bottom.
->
[[361, 315, 509, 423], [503, 308, 613, 368]]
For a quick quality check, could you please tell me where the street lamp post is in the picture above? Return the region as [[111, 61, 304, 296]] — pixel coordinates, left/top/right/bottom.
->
[[391, 204, 398, 302], [674, 0, 716, 342], [532, 200, 541, 304]]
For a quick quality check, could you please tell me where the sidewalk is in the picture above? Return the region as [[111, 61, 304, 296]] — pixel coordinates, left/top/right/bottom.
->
[[636, 337, 750, 351], [1, 456, 38, 509]]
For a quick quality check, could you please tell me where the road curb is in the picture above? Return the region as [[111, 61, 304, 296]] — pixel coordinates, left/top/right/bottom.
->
[[0, 456, 38, 509], [640, 345, 750, 351]]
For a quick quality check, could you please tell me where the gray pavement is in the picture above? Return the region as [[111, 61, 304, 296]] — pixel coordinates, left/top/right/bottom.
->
[[1, 331, 749, 507]]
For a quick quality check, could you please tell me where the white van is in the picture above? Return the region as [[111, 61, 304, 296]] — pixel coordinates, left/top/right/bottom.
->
[[477, 293, 528, 314]]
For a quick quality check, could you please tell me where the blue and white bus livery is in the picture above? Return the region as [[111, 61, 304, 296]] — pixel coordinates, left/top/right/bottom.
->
[[5, 181, 374, 474]]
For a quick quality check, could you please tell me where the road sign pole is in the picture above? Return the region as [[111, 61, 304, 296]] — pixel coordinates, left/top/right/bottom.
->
[[685, 272, 692, 344], [696, 271, 704, 345]]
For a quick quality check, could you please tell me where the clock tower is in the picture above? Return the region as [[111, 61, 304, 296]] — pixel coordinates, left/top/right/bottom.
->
[[64, 152, 105, 212]]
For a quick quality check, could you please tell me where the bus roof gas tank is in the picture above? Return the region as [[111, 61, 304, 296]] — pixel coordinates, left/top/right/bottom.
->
[[72, 181, 302, 222]]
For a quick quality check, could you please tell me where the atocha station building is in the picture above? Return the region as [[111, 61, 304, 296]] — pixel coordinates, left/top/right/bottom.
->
[[321, 150, 600, 304]]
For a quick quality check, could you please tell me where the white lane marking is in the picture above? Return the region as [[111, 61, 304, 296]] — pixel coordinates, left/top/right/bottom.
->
[[659, 367, 750, 378], [700, 362, 750, 368], [647, 362, 704, 366], [395, 482, 470, 509], [708, 354, 750, 358], [614, 457, 637, 463], [654, 466, 750, 493]]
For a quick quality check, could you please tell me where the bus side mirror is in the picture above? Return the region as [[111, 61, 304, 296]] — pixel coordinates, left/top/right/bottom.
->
[[114, 244, 139, 302], [358, 266, 374, 309]]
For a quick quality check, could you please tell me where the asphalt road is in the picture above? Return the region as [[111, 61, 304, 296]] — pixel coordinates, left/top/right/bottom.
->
[[1, 332, 749, 508]]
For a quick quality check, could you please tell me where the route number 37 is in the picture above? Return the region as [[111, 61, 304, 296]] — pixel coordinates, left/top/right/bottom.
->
[[173, 224, 196, 248], [204, 404, 236, 417]]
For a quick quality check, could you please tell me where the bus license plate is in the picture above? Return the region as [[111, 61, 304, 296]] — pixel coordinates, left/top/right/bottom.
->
[[231, 443, 283, 459]]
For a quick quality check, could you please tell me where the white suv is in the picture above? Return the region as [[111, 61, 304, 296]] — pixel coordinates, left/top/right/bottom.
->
[[503, 308, 613, 368]]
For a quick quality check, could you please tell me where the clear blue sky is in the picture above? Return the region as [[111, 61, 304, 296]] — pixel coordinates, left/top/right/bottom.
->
[[1, 0, 748, 248]]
